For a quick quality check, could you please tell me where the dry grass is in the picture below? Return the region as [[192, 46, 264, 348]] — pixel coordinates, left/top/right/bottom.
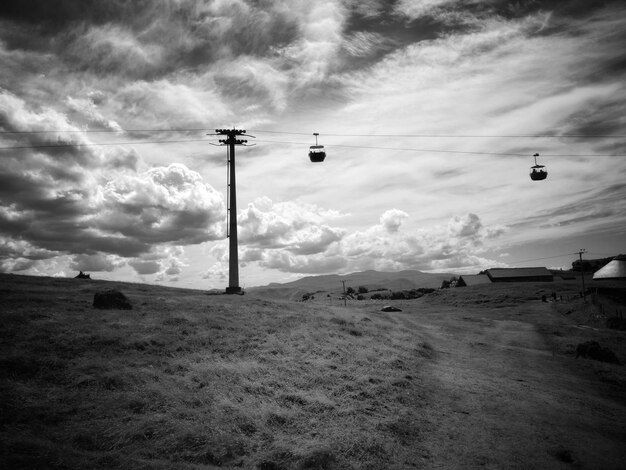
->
[[3, 274, 626, 469], [0, 274, 435, 469]]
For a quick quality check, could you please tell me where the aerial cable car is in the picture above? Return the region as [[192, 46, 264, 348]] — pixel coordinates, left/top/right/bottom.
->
[[309, 132, 326, 162], [530, 153, 547, 181]]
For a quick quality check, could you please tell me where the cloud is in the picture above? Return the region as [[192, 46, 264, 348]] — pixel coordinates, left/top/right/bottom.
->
[[337, 211, 508, 274], [69, 253, 122, 272], [259, 250, 348, 274], [1, 1, 625, 287], [508, 182, 626, 238], [448, 213, 482, 239], [203, 261, 228, 282], [213, 57, 290, 112], [380, 209, 408, 233], [66, 24, 165, 77], [0, 238, 60, 272], [96, 163, 225, 245], [0, 93, 227, 271], [393, 0, 458, 19], [280, 1, 346, 87], [238, 197, 346, 253], [129, 259, 161, 275], [113, 78, 232, 128], [128, 246, 187, 281], [65, 95, 122, 131], [233, 205, 507, 276]]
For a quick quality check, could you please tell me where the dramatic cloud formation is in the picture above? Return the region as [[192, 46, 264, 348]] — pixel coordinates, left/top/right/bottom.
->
[[97, 163, 225, 245], [1, 0, 625, 287], [0, 93, 225, 275]]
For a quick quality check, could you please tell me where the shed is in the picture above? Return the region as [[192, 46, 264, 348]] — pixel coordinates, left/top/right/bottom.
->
[[593, 255, 626, 280], [485, 267, 553, 282], [457, 274, 492, 287]]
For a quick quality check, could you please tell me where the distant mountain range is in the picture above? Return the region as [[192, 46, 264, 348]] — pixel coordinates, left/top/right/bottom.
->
[[250, 270, 455, 297]]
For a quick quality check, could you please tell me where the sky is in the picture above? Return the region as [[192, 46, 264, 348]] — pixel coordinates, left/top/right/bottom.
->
[[1, 0, 625, 290]]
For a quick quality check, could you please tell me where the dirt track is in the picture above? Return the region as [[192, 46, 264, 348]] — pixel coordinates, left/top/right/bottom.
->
[[387, 299, 626, 469]]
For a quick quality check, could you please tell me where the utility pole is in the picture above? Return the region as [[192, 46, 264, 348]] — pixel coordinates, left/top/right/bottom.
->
[[578, 248, 587, 301], [215, 128, 248, 295]]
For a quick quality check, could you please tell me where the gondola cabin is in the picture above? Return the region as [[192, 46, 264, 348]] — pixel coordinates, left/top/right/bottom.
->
[[309, 133, 326, 162], [309, 145, 326, 162], [529, 153, 547, 181], [530, 166, 547, 180]]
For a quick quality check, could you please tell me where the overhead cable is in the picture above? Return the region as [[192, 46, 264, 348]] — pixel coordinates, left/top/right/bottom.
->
[[0, 138, 210, 150], [2, 127, 625, 138], [0, 138, 624, 157], [505, 252, 582, 264]]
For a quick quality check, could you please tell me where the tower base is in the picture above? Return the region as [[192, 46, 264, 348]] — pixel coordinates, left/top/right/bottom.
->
[[225, 286, 243, 295]]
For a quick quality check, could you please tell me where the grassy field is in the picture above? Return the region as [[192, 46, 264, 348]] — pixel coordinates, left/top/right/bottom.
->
[[1, 273, 625, 469]]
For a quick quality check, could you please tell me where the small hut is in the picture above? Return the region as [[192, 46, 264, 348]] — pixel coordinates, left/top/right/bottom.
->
[[593, 255, 626, 280]]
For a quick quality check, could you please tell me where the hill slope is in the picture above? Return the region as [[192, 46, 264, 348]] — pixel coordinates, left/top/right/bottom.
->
[[1, 273, 625, 469], [0, 273, 436, 469], [252, 269, 454, 294]]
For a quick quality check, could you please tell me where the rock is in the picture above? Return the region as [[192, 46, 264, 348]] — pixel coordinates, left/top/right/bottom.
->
[[75, 271, 91, 279], [93, 289, 132, 310], [575, 341, 619, 364], [381, 305, 402, 312]]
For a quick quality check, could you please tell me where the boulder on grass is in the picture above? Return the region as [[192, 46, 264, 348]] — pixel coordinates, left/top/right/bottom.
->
[[575, 341, 619, 364], [381, 305, 402, 312], [93, 289, 132, 310]]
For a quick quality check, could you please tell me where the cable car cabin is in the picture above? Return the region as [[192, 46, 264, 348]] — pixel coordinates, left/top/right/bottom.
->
[[529, 153, 547, 181], [309, 145, 326, 162], [530, 165, 547, 181]]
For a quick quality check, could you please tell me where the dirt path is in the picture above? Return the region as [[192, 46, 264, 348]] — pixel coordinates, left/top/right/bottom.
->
[[395, 301, 626, 469]]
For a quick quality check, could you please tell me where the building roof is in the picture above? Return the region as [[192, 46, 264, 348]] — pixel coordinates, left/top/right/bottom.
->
[[485, 267, 553, 279], [593, 257, 626, 280], [459, 274, 492, 286]]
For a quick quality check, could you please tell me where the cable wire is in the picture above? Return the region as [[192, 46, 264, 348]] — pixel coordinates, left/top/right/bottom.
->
[[2, 127, 625, 138], [0, 138, 211, 150], [504, 252, 582, 265], [0, 128, 209, 134], [253, 139, 626, 157], [1, 138, 624, 157], [251, 129, 626, 138]]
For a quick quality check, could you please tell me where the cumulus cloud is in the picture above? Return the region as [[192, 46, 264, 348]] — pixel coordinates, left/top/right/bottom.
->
[[259, 250, 348, 274], [448, 213, 483, 239], [232, 204, 507, 276], [69, 253, 122, 272], [203, 261, 228, 282], [0, 93, 227, 273], [239, 197, 345, 253], [0, 237, 60, 272], [129, 259, 161, 275], [0, 90, 96, 165], [380, 209, 408, 233], [97, 163, 225, 245], [201, 197, 351, 275], [129, 246, 187, 282], [337, 211, 507, 274]]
